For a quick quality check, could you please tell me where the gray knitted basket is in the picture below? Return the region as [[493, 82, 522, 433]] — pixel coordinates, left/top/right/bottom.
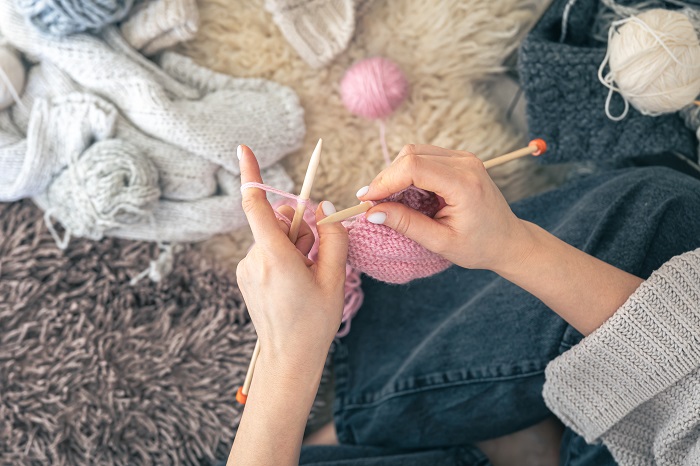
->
[[518, 0, 698, 164]]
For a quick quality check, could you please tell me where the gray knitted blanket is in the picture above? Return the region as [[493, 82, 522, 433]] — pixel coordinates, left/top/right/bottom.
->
[[0, 0, 305, 245]]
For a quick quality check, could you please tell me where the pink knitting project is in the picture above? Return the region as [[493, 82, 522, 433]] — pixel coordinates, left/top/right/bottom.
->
[[346, 187, 451, 284]]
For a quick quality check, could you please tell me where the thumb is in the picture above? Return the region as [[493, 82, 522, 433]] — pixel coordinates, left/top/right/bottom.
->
[[314, 201, 349, 284], [365, 202, 448, 254]]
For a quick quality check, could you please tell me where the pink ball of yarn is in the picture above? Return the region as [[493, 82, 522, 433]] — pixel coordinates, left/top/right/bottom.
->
[[340, 57, 409, 120], [347, 187, 451, 284]]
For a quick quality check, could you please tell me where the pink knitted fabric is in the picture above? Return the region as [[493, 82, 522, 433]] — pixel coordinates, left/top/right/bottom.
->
[[346, 187, 451, 284]]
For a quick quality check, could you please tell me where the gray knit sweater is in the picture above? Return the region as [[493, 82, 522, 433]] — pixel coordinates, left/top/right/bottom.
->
[[544, 248, 700, 466]]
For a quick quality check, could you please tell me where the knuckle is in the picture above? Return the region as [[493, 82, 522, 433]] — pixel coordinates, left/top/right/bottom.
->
[[393, 212, 412, 236], [402, 152, 420, 172], [398, 144, 417, 157], [241, 194, 258, 214]]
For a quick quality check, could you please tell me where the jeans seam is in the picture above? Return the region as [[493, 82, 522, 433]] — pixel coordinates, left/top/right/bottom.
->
[[341, 368, 546, 411]]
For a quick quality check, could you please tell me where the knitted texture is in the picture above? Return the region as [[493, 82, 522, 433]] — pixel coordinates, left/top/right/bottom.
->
[[0, 1, 305, 175], [265, 0, 371, 68], [0, 0, 305, 244], [681, 104, 700, 162], [518, 0, 697, 164], [0, 44, 25, 110], [15, 0, 134, 36], [120, 0, 199, 56], [347, 187, 451, 284], [543, 248, 700, 466], [0, 58, 295, 243], [0, 199, 256, 465]]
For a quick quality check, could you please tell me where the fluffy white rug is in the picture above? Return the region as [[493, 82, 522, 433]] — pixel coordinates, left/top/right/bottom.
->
[[181, 0, 562, 265]]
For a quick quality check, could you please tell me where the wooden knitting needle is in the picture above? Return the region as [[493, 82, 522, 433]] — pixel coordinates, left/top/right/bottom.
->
[[236, 138, 324, 405], [318, 139, 547, 225]]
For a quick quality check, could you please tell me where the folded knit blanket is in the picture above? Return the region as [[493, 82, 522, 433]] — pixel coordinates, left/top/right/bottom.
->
[[120, 0, 199, 55], [0, 57, 296, 244], [518, 0, 698, 164], [0, 0, 306, 245], [0, 1, 305, 174]]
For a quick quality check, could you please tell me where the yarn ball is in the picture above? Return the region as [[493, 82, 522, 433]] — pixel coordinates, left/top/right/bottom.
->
[[608, 9, 700, 116], [340, 57, 409, 120], [272, 198, 363, 337], [347, 187, 451, 284], [46, 139, 161, 241], [15, 0, 134, 37], [0, 45, 26, 110]]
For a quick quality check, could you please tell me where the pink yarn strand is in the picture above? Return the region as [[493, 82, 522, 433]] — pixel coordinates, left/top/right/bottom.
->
[[240, 182, 311, 209], [378, 120, 391, 166]]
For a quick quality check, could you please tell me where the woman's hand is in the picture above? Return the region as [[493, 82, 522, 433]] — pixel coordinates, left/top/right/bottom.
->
[[236, 145, 349, 371], [230, 145, 348, 466], [357, 144, 533, 273]]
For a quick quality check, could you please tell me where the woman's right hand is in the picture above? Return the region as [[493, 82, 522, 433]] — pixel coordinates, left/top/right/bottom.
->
[[357, 144, 535, 274]]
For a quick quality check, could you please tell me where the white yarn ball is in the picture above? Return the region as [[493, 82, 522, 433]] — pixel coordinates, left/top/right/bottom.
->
[[608, 9, 700, 116], [0, 46, 26, 111]]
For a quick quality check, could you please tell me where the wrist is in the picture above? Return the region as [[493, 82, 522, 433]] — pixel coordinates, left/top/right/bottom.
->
[[259, 336, 331, 381], [489, 220, 542, 278]]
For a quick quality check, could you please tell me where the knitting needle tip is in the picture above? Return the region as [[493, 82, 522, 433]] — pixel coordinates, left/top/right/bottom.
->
[[318, 201, 372, 225]]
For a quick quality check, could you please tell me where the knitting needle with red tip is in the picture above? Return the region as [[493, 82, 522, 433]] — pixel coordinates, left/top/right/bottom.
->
[[319, 139, 547, 226], [236, 138, 324, 406]]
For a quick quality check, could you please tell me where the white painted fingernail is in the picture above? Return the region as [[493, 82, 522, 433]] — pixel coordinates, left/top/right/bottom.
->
[[367, 212, 386, 224], [321, 201, 336, 216], [356, 186, 369, 198]]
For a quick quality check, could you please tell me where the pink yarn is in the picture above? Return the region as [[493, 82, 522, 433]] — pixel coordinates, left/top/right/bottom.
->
[[340, 57, 409, 120], [346, 187, 451, 284], [271, 198, 363, 337]]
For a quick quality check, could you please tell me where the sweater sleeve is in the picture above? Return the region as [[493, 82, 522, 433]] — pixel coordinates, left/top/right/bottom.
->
[[543, 248, 700, 443]]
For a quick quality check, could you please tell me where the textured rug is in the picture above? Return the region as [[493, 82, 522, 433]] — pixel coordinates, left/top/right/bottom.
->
[[182, 0, 562, 266], [0, 200, 255, 465]]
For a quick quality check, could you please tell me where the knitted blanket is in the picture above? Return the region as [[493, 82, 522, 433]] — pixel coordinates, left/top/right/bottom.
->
[[0, 0, 305, 245]]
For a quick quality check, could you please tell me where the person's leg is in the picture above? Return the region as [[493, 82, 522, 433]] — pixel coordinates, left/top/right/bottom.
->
[[299, 444, 489, 465], [558, 427, 616, 466], [332, 167, 700, 453]]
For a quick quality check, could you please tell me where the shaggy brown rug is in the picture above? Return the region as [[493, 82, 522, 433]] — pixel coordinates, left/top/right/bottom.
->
[[0, 200, 255, 465]]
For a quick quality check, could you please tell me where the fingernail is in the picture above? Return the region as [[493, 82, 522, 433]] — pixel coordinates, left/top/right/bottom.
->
[[367, 212, 386, 225], [237, 145, 243, 160], [321, 201, 336, 216], [356, 186, 369, 198]]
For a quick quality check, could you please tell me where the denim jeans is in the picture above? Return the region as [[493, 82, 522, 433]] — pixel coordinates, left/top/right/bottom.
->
[[298, 167, 700, 466]]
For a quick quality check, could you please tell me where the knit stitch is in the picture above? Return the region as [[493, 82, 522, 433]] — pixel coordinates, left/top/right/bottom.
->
[[120, 0, 199, 56], [0, 1, 305, 174], [543, 248, 700, 466], [1, 59, 295, 243], [518, 0, 697, 164], [265, 0, 372, 68], [346, 187, 451, 284], [15, 0, 134, 37]]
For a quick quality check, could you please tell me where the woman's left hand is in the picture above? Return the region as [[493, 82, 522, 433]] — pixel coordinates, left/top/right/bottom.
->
[[236, 145, 349, 372]]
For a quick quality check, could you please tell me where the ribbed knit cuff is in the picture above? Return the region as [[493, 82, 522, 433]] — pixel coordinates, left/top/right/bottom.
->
[[543, 249, 700, 443]]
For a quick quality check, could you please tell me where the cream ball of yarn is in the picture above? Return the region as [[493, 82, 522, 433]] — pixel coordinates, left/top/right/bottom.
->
[[607, 9, 700, 117], [0, 46, 26, 110]]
